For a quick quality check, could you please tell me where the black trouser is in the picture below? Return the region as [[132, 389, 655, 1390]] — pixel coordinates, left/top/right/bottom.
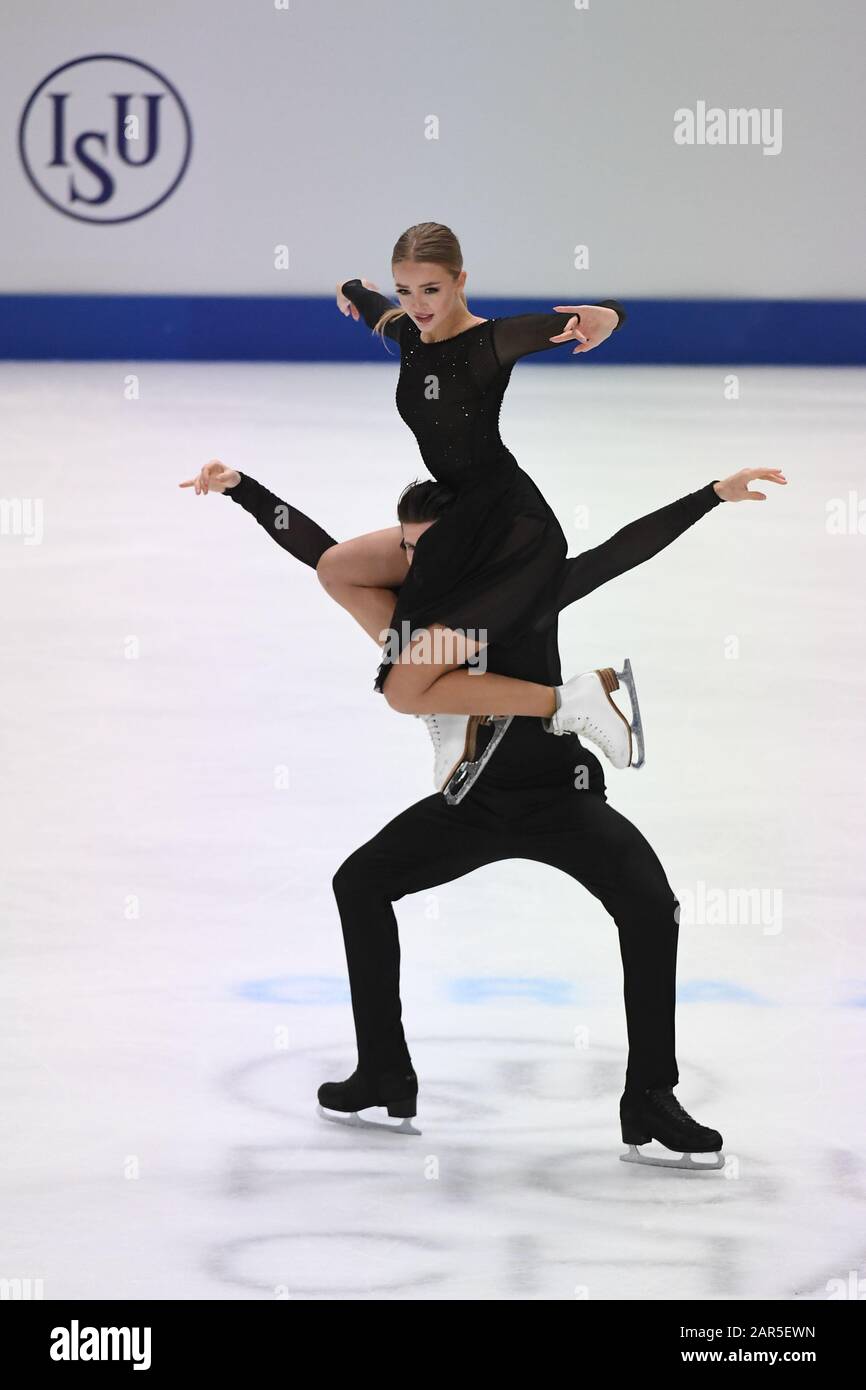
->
[[331, 777, 681, 1092]]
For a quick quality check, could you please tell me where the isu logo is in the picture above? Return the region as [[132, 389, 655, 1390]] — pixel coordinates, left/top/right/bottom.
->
[[18, 53, 192, 224]]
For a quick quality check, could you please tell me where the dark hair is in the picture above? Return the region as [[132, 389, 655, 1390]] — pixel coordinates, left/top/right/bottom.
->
[[397, 478, 456, 524]]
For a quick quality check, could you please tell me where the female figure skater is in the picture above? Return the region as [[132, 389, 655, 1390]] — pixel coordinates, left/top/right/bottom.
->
[[326, 221, 638, 753], [180, 457, 785, 1166]]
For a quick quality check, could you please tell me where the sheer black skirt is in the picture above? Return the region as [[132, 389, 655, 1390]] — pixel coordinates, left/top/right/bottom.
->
[[373, 466, 568, 693]]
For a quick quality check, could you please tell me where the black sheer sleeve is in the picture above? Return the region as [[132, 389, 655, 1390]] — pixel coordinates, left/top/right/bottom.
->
[[223, 472, 338, 569], [491, 299, 626, 370], [341, 279, 405, 342], [548, 482, 723, 615]]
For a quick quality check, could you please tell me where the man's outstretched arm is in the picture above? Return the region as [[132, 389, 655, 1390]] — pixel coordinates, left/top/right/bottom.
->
[[543, 468, 786, 620], [223, 470, 340, 570], [222, 470, 400, 647]]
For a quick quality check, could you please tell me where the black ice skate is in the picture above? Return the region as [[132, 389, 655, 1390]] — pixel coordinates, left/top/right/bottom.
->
[[317, 1065, 421, 1135], [619, 1085, 724, 1170]]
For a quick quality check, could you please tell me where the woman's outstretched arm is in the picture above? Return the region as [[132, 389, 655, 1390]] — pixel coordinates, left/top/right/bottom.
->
[[491, 299, 626, 368], [542, 468, 786, 620], [338, 278, 404, 341]]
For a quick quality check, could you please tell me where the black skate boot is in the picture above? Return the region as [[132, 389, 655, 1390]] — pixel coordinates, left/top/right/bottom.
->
[[317, 1065, 420, 1135], [619, 1085, 724, 1170]]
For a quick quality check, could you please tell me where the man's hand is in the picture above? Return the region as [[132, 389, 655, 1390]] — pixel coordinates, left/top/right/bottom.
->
[[713, 468, 787, 502], [179, 460, 241, 495], [549, 304, 619, 353]]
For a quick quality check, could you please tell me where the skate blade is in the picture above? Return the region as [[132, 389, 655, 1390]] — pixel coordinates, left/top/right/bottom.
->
[[316, 1103, 421, 1136], [443, 715, 513, 805], [619, 1143, 724, 1171], [436, 715, 479, 793], [614, 656, 646, 769]]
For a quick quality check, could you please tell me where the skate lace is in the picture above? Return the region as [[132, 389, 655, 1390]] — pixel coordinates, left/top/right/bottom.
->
[[651, 1087, 694, 1125], [419, 715, 441, 748], [581, 718, 615, 755]]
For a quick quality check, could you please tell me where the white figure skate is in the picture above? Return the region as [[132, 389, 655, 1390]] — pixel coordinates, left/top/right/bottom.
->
[[418, 712, 513, 803], [418, 713, 471, 791], [545, 658, 645, 769]]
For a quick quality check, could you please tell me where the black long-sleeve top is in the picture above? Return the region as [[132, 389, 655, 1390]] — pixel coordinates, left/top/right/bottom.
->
[[341, 279, 627, 494]]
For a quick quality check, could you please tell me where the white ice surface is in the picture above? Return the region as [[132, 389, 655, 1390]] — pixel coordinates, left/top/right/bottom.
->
[[1, 361, 864, 1300]]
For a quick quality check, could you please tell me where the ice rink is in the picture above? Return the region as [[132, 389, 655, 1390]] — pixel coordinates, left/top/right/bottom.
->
[[2, 358, 865, 1300]]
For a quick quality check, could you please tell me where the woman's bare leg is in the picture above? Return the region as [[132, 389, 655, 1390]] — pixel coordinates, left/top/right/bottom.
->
[[317, 534, 556, 714], [383, 624, 556, 717], [316, 527, 406, 643], [318, 527, 407, 588]]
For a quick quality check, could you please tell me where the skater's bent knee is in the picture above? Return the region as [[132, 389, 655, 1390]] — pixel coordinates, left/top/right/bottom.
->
[[609, 852, 679, 928], [650, 882, 680, 927], [332, 866, 360, 906], [383, 686, 421, 715], [315, 543, 344, 592], [332, 849, 387, 901], [381, 668, 425, 714]]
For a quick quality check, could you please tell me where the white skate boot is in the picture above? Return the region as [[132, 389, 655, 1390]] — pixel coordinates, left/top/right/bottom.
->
[[418, 713, 513, 801], [418, 713, 474, 791], [545, 658, 645, 769]]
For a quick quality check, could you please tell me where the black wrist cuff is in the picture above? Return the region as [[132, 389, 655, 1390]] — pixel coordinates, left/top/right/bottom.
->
[[598, 299, 626, 331]]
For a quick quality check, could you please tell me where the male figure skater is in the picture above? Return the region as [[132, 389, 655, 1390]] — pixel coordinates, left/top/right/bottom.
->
[[181, 458, 785, 1166]]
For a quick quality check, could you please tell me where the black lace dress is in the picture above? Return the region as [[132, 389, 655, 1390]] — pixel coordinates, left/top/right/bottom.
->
[[341, 280, 626, 692]]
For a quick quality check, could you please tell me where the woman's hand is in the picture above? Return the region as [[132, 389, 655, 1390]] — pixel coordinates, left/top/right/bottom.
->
[[178, 460, 241, 495], [336, 278, 381, 321], [713, 468, 787, 503], [549, 304, 619, 353]]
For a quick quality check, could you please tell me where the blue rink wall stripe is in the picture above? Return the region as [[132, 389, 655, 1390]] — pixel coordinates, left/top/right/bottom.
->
[[0, 294, 864, 364], [233, 974, 775, 1007]]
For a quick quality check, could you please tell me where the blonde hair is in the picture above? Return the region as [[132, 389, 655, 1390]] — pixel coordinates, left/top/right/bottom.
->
[[374, 222, 468, 337]]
